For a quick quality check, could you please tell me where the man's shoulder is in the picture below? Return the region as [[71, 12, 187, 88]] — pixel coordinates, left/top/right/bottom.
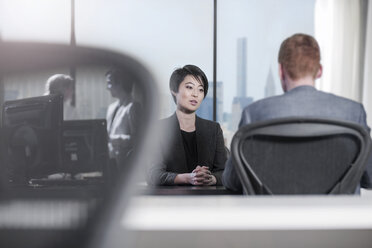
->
[[240, 87, 365, 124], [244, 87, 363, 110], [316, 90, 362, 107], [242, 94, 283, 112]]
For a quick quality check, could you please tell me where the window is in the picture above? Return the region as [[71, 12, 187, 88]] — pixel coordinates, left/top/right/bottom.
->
[[217, 0, 315, 145], [75, 0, 214, 119]]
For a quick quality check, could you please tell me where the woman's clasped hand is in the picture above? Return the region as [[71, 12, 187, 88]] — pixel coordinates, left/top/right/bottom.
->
[[189, 166, 217, 186]]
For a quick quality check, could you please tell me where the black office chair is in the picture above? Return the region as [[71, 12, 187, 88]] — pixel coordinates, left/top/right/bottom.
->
[[230, 117, 372, 195]]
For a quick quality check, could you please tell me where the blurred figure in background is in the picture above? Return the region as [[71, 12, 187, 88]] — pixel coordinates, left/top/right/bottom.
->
[[45, 74, 78, 120], [106, 68, 141, 171]]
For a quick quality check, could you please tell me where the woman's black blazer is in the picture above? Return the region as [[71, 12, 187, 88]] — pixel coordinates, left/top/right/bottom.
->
[[147, 113, 227, 185]]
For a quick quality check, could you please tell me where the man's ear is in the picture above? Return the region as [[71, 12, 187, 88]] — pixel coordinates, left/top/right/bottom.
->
[[316, 64, 323, 79], [278, 63, 285, 81], [171, 90, 177, 97], [279, 63, 287, 92]]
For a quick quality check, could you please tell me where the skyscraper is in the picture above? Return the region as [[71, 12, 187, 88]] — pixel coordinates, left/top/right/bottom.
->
[[264, 66, 276, 97], [237, 37, 247, 97], [230, 37, 252, 130]]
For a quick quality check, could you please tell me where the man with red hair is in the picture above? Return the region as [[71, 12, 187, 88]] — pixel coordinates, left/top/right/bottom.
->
[[222, 33, 371, 193]]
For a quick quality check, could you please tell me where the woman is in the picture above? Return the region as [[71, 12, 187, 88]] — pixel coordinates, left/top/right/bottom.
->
[[147, 65, 226, 186]]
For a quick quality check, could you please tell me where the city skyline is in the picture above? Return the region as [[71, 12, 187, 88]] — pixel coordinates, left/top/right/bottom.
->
[[217, 0, 315, 113]]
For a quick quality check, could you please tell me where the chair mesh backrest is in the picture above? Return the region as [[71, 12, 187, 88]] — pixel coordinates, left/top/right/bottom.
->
[[232, 118, 371, 195], [241, 134, 359, 194]]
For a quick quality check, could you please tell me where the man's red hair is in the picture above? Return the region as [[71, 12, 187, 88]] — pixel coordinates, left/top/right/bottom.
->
[[278, 33, 321, 80]]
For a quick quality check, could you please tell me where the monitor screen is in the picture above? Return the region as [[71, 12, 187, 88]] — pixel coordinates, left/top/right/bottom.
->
[[62, 119, 108, 175], [2, 94, 63, 183]]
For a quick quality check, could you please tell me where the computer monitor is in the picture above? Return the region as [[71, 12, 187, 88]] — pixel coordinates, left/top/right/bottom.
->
[[62, 119, 108, 175], [2, 94, 63, 183]]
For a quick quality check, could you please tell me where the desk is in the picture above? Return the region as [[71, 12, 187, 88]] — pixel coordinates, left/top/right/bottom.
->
[[138, 185, 240, 195], [4, 183, 108, 199], [122, 195, 372, 248]]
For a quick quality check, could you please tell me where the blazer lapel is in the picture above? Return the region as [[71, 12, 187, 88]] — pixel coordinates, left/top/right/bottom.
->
[[169, 113, 189, 172], [195, 116, 212, 167]]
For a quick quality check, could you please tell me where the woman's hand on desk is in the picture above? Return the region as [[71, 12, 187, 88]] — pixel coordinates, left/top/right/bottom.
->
[[174, 166, 216, 186], [192, 166, 217, 186], [174, 172, 204, 185], [203, 174, 217, 186]]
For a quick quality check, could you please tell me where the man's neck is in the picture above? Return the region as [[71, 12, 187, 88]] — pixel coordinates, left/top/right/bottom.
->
[[286, 76, 315, 91], [176, 109, 196, 132]]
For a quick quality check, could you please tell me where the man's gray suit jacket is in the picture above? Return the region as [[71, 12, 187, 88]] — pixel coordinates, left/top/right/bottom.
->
[[222, 85, 372, 192]]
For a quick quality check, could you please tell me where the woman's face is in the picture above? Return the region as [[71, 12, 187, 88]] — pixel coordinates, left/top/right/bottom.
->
[[173, 75, 205, 113]]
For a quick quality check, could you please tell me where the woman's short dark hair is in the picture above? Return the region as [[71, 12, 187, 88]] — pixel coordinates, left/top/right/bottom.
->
[[106, 68, 134, 93], [169, 64, 209, 103]]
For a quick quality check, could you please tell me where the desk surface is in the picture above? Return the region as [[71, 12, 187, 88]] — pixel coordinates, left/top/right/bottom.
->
[[138, 185, 240, 195], [124, 194, 372, 230], [122, 193, 372, 248]]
